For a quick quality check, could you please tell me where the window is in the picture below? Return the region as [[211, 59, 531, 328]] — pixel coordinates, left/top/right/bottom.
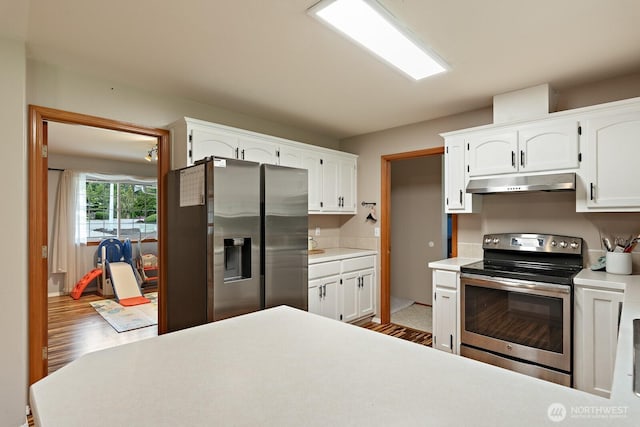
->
[[85, 179, 157, 241]]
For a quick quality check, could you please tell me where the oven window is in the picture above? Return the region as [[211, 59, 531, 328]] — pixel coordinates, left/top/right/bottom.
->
[[464, 285, 564, 353]]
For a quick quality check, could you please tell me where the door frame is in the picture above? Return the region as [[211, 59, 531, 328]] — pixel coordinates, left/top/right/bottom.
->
[[28, 105, 170, 384], [379, 147, 457, 324]]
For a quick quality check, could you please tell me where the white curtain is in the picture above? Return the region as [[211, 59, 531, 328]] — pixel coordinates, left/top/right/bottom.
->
[[50, 170, 157, 293], [50, 170, 85, 293]]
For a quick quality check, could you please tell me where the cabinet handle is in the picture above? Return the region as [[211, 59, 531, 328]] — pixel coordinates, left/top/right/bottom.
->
[[511, 151, 516, 167], [459, 189, 463, 204], [520, 150, 525, 167], [323, 285, 327, 298], [318, 286, 323, 299], [618, 301, 623, 333], [235, 147, 239, 159], [450, 334, 453, 352], [241, 149, 245, 160], [590, 183, 595, 201]]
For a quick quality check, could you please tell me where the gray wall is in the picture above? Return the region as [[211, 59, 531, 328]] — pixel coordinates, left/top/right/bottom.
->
[[391, 156, 443, 304], [0, 37, 28, 426]]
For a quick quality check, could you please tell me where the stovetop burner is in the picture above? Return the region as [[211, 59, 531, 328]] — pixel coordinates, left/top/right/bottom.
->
[[461, 260, 581, 285], [460, 233, 584, 285]]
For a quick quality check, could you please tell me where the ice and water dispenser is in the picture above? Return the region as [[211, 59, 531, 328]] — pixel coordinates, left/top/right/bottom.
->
[[223, 237, 252, 281]]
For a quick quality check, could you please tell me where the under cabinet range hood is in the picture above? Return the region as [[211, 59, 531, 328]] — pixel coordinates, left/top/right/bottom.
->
[[466, 172, 576, 194]]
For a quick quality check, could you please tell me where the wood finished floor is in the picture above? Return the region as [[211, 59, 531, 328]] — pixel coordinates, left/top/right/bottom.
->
[[47, 288, 158, 374]]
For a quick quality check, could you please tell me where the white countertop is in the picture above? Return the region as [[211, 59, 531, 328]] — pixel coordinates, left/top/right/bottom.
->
[[308, 247, 377, 264], [30, 305, 639, 426], [427, 257, 480, 271]]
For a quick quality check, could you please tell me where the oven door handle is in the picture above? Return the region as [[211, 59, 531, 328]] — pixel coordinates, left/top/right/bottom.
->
[[460, 273, 571, 294]]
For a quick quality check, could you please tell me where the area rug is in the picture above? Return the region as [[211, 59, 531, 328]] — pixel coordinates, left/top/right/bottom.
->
[[90, 292, 157, 333]]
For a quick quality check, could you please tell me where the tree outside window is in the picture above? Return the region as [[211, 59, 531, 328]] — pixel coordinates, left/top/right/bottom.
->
[[86, 180, 157, 241]]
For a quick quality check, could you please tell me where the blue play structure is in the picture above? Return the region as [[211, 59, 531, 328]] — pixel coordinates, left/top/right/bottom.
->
[[96, 238, 145, 302]]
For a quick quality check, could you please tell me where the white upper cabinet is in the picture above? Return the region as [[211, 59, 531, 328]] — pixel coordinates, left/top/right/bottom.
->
[[578, 107, 640, 211], [517, 120, 580, 172], [444, 136, 481, 213], [190, 127, 237, 162], [467, 131, 518, 177], [467, 120, 579, 177], [171, 117, 358, 214], [237, 135, 279, 164]]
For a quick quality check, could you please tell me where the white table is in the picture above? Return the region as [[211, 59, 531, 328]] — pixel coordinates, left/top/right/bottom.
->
[[31, 306, 638, 426]]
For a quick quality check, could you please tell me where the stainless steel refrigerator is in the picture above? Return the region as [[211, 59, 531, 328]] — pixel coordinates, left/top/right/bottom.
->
[[166, 157, 308, 332]]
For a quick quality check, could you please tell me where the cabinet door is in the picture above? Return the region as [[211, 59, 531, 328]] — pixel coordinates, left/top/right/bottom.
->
[[358, 269, 375, 317], [321, 277, 341, 320], [583, 110, 640, 209], [303, 151, 323, 212], [308, 281, 323, 316], [518, 120, 579, 172], [321, 155, 341, 211], [467, 131, 518, 177], [338, 157, 357, 213], [445, 138, 466, 211], [190, 128, 238, 164], [238, 136, 278, 164], [341, 272, 359, 323], [574, 286, 623, 398], [433, 287, 457, 353], [279, 144, 304, 168]]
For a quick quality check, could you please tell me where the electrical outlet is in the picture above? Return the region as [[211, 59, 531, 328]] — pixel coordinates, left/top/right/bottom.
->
[[374, 227, 380, 237], [315, 227, 321, 236]]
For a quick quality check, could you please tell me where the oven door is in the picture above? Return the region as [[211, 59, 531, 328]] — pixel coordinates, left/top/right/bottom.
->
[[460, 274, 571, 373]]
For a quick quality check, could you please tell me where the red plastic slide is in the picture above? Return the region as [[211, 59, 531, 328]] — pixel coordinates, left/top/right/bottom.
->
[[70, 268, 102, 300]]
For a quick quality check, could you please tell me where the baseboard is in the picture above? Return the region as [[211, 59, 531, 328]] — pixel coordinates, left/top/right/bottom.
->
[[48, 291, 63, 297], [371, 316, 381, 324]]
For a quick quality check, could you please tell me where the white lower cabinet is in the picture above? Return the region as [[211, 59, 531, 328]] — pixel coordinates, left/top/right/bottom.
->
[[431, 269, 459, 354], [309, 253, 376, 323], [308, 276, 340, 320], [341, 268, 375, 323], [574, 285, 624, 397]]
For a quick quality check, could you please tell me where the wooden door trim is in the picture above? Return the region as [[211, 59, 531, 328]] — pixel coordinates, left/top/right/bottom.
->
[[28, 105, 170, 384], [380, 147, 453, 324]]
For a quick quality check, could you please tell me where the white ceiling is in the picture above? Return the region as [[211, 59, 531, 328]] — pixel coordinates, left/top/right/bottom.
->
[[3, 0, 640, 142]]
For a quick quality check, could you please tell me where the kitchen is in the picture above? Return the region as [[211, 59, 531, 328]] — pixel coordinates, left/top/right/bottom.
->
[[3, 1, 640, 426]]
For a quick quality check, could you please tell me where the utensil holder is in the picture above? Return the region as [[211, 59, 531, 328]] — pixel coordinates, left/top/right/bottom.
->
[[606, 252, 632, 275]]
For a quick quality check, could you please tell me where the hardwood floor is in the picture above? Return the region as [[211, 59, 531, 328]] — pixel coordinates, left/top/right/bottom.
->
[[359, 321, 433, 347], [47, 288, 158, 374]]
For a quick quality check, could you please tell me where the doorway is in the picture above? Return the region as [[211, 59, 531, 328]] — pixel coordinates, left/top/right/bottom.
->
[[28, 105, 170, 384], [379, 147, 457, 325]]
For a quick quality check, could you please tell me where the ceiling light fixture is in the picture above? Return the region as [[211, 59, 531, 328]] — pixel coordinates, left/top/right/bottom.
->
[[145, 144, 158, 162], [308, 0, 448, 81]]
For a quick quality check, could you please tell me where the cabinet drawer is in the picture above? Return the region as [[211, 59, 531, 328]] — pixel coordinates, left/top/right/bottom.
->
[[342, 256, 375, 273], [434, 270, 457, 288], [309, 261, 341, 280]]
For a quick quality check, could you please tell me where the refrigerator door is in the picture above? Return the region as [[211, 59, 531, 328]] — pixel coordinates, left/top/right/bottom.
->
[[166, 162, 211, 332], [262, 164, 308, 310], [213, 158, 262, 321]]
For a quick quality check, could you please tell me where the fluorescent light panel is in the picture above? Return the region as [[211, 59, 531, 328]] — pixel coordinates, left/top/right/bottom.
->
[[309, 0, 448, 80]]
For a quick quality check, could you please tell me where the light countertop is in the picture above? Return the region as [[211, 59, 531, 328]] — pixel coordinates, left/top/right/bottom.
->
[[30, 305, 637, 427], [308, 247, 377, 264], [427, 257, 480, 271]]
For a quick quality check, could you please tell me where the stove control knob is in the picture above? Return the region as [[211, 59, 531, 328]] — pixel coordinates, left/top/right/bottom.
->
[[550, 240, 557, 247], [570, 241, 579, 249], [492, 238, 500, 245], [559, 241, 568, 248], [484, 237, 492, 244]]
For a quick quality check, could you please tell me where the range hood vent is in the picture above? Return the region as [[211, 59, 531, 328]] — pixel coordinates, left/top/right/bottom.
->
[[466, 172, 576, 194]]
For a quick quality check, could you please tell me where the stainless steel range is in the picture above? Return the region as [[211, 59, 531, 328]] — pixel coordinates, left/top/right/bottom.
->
[[460, 233, 583, 387]]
